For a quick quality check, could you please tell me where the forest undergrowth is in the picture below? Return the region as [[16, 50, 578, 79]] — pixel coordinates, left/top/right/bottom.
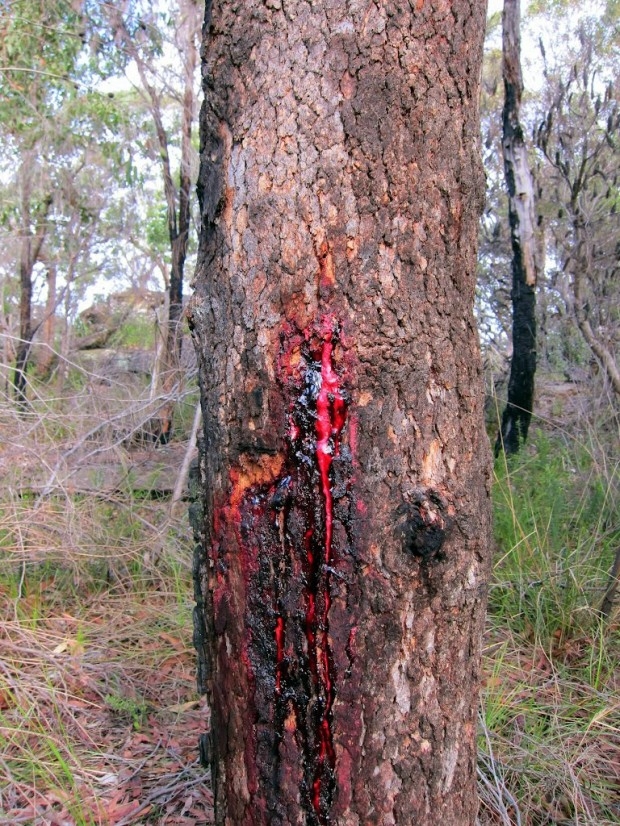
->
[[478, 381, 620, 826], [0, 368, 618, 825], [0, 365, 213, 825]]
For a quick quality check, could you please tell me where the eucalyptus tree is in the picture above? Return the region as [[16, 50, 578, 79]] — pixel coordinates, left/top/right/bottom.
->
[[495, 0, 542, 456], [189, 0, 492, 823], [0, 0, 123, 402], [103, 0, 201, 442], [535, 15, 620, 397]]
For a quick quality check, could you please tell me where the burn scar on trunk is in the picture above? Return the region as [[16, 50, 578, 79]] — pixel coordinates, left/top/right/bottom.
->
[[223, 314, 355, 824]]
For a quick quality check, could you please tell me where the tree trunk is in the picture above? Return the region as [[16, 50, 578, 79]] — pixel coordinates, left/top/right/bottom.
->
[[495, 0, 540, 456], [167, 0, 197, 367], [14, 158, 51, 405], [189, 2, 491, 824], [14, 252, 34, 405], [108, 0, 200, 443], [156, 1, 199, 442], [36, 260, 58, 378]]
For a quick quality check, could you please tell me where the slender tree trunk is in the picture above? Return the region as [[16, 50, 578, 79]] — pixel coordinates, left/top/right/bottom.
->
[[0, 280, 15, 397], [190, 2, 491, 824], [495, 0, 540, 456], [167, 0, 198, 365], [35, 260, 58, 378], [157, 6, 198, 441], [56, 283, 73, 398], [15, 256, 34, 404], [14, 159, 51, 404], [573, 241, 620, 397], [108, 0, 199, 442]]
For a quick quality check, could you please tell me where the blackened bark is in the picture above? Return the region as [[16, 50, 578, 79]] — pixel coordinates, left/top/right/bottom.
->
[[495, 0, 539, 457], [190, 1, 491, 824], [168, 17, 196, 368]]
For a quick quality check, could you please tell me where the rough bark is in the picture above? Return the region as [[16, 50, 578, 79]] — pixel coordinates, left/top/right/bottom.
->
[[189, 1, 491, 824], [495, 0, 540, 456]]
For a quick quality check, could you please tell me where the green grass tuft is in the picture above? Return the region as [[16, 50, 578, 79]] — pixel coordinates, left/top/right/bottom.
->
[[480, 422, 620, 826]]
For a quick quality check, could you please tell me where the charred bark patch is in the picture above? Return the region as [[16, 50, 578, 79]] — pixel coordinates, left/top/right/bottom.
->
[[188, 459, 210, 695], [397, 488, 451, 561], [209, 316, 357, 825], [495, 0, 539, 457]]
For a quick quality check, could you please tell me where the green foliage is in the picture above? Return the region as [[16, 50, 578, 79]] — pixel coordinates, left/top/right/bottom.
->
[[145, 200, 171, 254], [110, 315, 156, 349], [491, 431, 619, 644], [528, 0, 581, 15], [486, 10, 502, 33], [104, 691, 150, 731], [0, 0, 84, 131]]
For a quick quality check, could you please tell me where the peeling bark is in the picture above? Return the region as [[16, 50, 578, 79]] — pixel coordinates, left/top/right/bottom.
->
[[189, 1, 492, 823], [495, 0, 540, 456]]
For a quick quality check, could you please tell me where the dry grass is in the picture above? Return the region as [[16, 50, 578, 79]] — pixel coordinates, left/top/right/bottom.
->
[[0, 353, 211, 825], [0, 496, 214, 825], [478, 621, 620, 825], [0, 582, 213, 825]]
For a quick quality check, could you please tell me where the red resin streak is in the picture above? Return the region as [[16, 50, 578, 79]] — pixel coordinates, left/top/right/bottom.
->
[[275, 615, 285, 694], [311, 325, 347, 816], [215, 317, 356, 821]]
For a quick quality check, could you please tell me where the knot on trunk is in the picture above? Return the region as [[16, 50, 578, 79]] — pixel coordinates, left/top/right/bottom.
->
[[397, 488, 451, 561]]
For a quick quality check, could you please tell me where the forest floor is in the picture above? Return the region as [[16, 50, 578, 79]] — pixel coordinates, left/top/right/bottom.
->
[[0, 504, 214, 826], [0, 367, 618, 825], [0, 364, 215, 825]]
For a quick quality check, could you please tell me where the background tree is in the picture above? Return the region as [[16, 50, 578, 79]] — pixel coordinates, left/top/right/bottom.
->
[[190, 1, 492, 824], [0, 0, 201, 421], [477, 13, 513, 356], [0, 0, 125, 402], [104, 0, 201, 442], [0, 0, 81, 401], [495, 0, 542, 456], [536, 23, 620, 397]]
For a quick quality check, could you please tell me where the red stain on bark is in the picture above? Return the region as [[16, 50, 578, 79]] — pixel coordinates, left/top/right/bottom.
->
[[210, 313, 357, 823], [310, 319, 348, 816]]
